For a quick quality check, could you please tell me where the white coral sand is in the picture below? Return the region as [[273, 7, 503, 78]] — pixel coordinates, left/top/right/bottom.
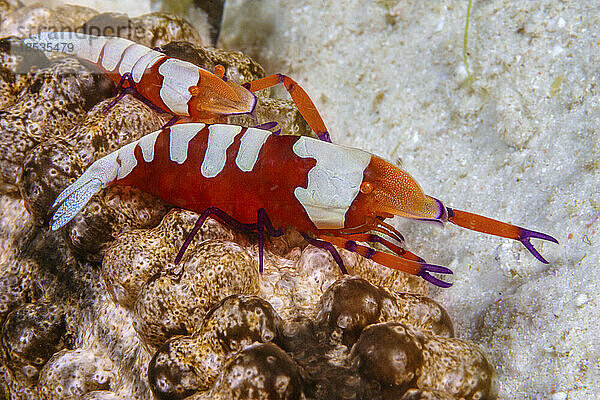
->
[[219, 1, 599, 399]]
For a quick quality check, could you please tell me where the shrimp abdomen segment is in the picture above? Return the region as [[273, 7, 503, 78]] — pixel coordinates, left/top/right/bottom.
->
[[116, 124, 320, 231], [24, 32, 109, 63], [23, 33, 190, 114]]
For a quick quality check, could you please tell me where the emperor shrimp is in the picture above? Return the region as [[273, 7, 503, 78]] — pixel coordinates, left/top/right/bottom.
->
[[23, 32, 331, 141], [50, 123, 558, 288]]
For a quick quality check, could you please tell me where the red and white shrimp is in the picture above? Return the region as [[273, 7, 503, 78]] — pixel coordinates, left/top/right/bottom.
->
[[23, 32, 331, 141], [50, 123, 557, 287]]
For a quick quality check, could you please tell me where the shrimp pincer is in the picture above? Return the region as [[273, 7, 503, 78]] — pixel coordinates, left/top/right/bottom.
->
[[50, 123, 557, 288]]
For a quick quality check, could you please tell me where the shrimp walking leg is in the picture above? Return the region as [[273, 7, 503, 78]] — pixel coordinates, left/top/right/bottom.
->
[[300, 233, 348, 274], [254, 121, 281, 136], [335, 233, 425, 263], [175, 207, 283, 273], [318, 234, 453, 288], [102, 73, 167, 115]]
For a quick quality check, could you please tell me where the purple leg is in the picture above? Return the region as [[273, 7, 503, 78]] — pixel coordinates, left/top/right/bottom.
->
[[300, 233, 348, 275], [300, 232, 454, 287], [174, 208, 220, 265], [254, 121, 281, 136], [174, 207, 282, 274], [102, 87, 133, 114], [103, 72, 135, 113], [257, 220, 265, 273], [103, 72, 168, 115], [162, 116, 181, 130], [345, 239, 453, 288], [254, 121, 277, 130], [254, 208, 284, 273], [362, 233, 426, 263]]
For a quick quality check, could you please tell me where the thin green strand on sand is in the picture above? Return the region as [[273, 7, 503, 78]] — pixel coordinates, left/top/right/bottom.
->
[[463, 0, 473, 84]]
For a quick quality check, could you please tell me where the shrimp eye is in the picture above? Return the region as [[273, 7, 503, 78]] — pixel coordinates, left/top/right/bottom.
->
[[360, 182, 373, 194]]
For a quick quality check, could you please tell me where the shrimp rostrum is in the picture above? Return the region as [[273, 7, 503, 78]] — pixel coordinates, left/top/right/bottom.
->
[[50, 123, 557, 287]]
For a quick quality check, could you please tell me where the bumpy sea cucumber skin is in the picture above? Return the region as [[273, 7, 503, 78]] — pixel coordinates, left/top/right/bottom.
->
[[0, 58, 112, 189], [132, 240, 261, 349], [148, 295, 283, 396], [315, 276, 454, 348], [38, 349, 115, 400], [351, 323, 424, 390], [99, 205, 493, 400], [102, 209, 235, 309], [348, 322, 494, 399], [418, 336, 495, 399], [202, 343, 307, 400], [1, 303, 66, 382]]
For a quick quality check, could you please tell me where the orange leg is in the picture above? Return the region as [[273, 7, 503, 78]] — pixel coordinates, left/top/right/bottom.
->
[[242, 74, 331, 142], [447, 207, 558, 263], [318, 234, 452, 288], [337, 221, 406, 245], [336, 233, 423, 263], [374, 219, 406, 244]]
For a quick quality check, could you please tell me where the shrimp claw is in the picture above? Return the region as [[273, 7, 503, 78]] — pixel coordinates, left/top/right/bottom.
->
[[517, 228, 559, 264], [416, 264, 453, 288], [447, 207, 558, 264]]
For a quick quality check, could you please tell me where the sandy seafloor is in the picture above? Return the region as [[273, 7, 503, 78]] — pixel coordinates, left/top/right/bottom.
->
[[33, 0, 600, 399]]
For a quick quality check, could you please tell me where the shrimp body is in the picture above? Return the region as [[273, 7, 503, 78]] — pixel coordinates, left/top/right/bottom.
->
[[23, 33, 331, 141], [52, 123, 366, 232], [24, 33, 254, 119], [51, 123, 557, 287]]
